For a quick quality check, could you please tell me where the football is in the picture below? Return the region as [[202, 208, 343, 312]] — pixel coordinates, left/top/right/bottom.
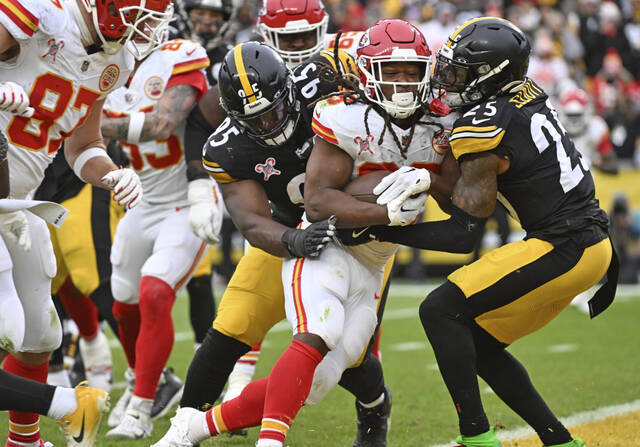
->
[[343, 170, 391, 203]]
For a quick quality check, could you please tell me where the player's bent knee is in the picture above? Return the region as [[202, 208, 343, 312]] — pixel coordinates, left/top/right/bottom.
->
[[111, 274, 138, 305], [342, 307, 377, 365], [0, 287, 25, 353], [420, 281, 467, 332], [307, 354, 344, 405], [21, 300, 62, 353], [138, 276, 175, 324]]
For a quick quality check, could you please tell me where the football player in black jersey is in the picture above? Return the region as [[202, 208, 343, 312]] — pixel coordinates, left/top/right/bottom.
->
[[360, 17, 619, 447], [153, 42, 395, 447]]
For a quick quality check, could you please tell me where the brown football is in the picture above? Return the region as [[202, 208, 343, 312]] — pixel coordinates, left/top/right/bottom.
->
[[343, 170, 391, 204]]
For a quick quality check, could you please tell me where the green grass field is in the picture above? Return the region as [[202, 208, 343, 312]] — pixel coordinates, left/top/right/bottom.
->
[[2, 281, 639, 447]]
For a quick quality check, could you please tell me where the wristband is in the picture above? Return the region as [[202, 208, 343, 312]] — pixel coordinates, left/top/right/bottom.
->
[[126, 111, 146, 143], [73, 147, 110, 181]]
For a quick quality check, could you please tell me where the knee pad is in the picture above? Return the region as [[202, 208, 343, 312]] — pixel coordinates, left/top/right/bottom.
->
[[0, 273, 25, 353], [21, 299, 62, 353], [111, 273, 138, 305], [138, 276, 175, 325], [307, 351, 346, 406], [341, 306, 377, 365]]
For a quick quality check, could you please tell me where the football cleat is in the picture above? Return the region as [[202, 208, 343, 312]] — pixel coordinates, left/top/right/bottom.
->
[[150, 407, 200, 447], [454, 426, 502, 447], [151, 368, 184, 420], [353, 386, 392, 447], [107, 368, 135, 427], [57, 381, 110, 447], [79, 330, 113, 393], [105, 407, 152, 440]]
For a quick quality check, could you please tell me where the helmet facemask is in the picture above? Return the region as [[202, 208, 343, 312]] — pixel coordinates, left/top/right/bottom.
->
[[122, 3, 174, 60], [358, 50, 431, 119], [258, 16, 329, 68]]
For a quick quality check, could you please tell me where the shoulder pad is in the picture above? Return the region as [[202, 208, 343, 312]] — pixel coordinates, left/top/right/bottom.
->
[[448, 98, 512, 160], [0, 0, 67, 40], [155, 39, 209, 75]]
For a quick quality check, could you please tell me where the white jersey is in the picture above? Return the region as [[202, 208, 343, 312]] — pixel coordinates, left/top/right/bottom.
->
[[570, 115, 612, 169], [0, 0, 133, 199], [324, 31, 363, 58], [104, 39, 209, 205], [312, 96, 454, 268]]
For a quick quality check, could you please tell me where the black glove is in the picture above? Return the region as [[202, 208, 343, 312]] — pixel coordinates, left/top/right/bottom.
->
[[282, 216, 337, 258]]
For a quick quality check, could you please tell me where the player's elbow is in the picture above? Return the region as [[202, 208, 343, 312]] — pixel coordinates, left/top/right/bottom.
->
[[305, 196, 329, 223]]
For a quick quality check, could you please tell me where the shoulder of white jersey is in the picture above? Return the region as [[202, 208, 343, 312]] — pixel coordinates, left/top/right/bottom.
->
[[448, 96, 514, 160], [151, 38, 210, 76], [324, 31, 363, 58], [586, 114, 608, 139], [312, 96, 369, 158], [0, 0, 67, 40]]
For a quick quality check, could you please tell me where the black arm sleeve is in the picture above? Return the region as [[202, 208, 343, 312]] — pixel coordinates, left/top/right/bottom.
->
[[375, 205, 487, 253], [185, 104, 215, 164]]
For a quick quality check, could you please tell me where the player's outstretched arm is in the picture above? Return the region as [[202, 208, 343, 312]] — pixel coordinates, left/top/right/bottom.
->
[[305, 138, 390, 228]]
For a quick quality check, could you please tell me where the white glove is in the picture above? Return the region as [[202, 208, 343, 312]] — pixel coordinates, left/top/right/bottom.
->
[[0, 82, 34, 118], [188, 178, 223, 244], [101, 168, 143, 209], [0, 210, 31, 251], [386, 191, 428, 226], [374, 166, 431, 206]]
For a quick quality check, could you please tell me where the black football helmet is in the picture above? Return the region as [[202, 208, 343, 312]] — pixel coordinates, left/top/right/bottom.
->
[[184, 0, 234, 47], [432, 17, 531, 110], [218, 42, 300, 147]]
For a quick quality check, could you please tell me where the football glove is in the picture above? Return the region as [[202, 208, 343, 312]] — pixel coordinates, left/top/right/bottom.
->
[[101, 168, 143, 209], [0, 82, 34, 118], [188, 178, 223, 244], [373, 166, 431, 206], [0, 210, 30, 251], [281, 216, 336, 258], [386, 191, 428, 226]]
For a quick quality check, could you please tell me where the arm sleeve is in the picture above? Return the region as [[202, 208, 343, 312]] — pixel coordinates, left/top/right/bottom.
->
[[375, 205, 487, 253]]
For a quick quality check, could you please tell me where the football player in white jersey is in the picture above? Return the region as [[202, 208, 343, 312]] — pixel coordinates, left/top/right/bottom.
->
[[153, 19, 458, 447], [0, 0, 172, 446], [100, 36, 223, 440]]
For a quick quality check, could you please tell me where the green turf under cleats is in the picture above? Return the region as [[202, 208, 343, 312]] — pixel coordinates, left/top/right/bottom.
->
[[547, 439, 586, 447], [455, 426, 502, 447]]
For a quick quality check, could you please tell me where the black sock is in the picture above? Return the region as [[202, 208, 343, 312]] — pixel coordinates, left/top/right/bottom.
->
[[339, 351, 385, 404], [180, 328, 250, 410], [420, 282, 489, 436], [186, 274, 216, 344], [475, 338, 571, 445], [0, 369, 56, 413]]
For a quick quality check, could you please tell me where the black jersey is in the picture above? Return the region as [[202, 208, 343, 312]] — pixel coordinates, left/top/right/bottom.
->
[[202, 49, 356, 228], [204, 43, 233, 87], [449, 79, 608, 243]]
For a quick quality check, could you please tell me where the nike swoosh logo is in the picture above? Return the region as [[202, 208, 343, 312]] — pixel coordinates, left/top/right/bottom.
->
[[186, 48, 196, 56], [352, 226, 370, 238], [471, 117, 490, 125], [72, 413, 85, 443]]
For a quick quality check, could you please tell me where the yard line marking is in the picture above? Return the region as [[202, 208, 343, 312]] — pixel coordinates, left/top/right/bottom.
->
[[424, 399, 640, 447], [391, 341, 428, 352], [547, 343, 579, 353]]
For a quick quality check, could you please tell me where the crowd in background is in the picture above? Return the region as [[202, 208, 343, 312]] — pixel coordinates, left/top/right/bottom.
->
[[176, 0, 640, 283]]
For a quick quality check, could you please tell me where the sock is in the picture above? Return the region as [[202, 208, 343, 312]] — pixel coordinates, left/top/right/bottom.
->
[[360, 392, 384, 408], [58, 277, 99, 339], [223, 341, 262, 402], [47, 387, 77, 420], [47, 369, 71, 388], [129, 395, 153, 416], [186, 274, 216, 344], [112, 300, 141, 368], [3, 356, 49, 446], [0, 370, 55, 413], [258, 340, 324, 445], [180, 328, 250, 409], [133, 276, 176, 399]]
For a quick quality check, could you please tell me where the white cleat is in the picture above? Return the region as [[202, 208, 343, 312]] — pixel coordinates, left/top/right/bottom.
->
[[107, 368, 134, 427], [105, 407, 152, 440], [79, 331, 113, 393], [150, 407, 200, 447]]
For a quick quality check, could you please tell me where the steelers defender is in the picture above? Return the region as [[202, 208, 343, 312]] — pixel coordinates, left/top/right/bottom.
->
[[155, 42, 395, 447], [360, 17, 618, 447]]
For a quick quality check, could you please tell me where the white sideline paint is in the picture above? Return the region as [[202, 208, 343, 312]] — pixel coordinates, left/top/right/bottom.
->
[[424, 399, 640, 447]]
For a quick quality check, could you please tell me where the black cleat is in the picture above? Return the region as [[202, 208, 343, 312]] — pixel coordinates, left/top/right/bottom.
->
[[353, 386, 391, 447], [151, 368, 184, 420]]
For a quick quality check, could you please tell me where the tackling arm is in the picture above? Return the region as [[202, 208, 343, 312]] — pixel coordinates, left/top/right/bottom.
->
[[305, 137, 390, 227], [374, 152, 500, 253], [101, 84, 199, 142], [428, 150, 460, 214]]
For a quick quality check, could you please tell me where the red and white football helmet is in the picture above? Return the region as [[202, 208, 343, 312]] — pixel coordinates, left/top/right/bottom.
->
[[558, 88, 590, 136], [80, 0, 173, 59], [357, 19, 432, 119], [257, 0, 329, 68]]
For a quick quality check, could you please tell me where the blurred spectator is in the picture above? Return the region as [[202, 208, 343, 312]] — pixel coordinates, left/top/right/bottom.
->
[[506, 0, 542, 36], [418, 2, 458, 54], [528, 31, 571, 98], [610, 193, 640, 283]]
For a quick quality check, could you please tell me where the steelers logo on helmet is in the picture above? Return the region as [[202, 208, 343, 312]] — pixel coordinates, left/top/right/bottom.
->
[[432, 17, 531, 110], [218, 42, 301, 147]]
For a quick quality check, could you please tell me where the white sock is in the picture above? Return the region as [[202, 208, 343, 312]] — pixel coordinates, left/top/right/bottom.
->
[[359, 391, 385, 409], [182, 409, 209, 443], [47, 387, 78, 420], [223, 371, 253, 402], [129, 395, 153, 415], [255, 439, 283, 447], [47, 369, 71, 388]]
